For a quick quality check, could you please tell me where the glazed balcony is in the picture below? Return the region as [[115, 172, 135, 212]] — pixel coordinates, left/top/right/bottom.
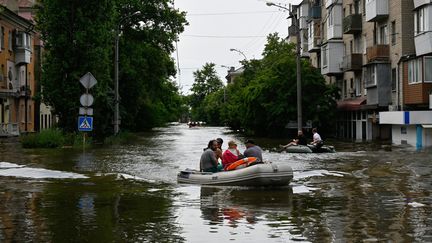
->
[[366, 44, 390, 62], [342, 54, 363, 71], [308, 5, 321, 19], [414, 0, 432, 9], [343, 14, 362, 34], [307, 20, 321, 52], [365, 0, 389, 22], [414, 31, 432, 56]]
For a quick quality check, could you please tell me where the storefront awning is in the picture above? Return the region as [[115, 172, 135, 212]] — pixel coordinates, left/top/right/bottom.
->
[[337, 98, 366, 111]]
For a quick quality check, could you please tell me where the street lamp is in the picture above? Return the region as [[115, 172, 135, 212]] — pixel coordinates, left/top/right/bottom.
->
[[266, 2, 302, 132], [230, 48, 247, 61], [114, 11, 140, 135]]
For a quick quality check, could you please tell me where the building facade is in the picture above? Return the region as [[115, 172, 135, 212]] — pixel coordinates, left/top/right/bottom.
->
[[0, 5, 36, 136], [290, 0, 432, 146]]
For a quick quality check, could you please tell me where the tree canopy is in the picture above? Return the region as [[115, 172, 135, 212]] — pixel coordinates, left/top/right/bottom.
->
[[190, 34, 339, 136], [36, 0, 187, 137]]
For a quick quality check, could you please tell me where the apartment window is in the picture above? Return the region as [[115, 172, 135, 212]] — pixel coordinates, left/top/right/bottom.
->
[[8, 31, 12, 51], [415, 7, 425, 34], [354, 0, 360, 14], [391, 21, 396, 45], [425, 57, 432, 82], [379, 25, 388, 44], [408, 58, 422, 84], [355, 77, 361, 96], [0, 27, 4, 49], [391, 68, 397, 91], [322, 46, 328, 67], [364, 65, 377, 87]]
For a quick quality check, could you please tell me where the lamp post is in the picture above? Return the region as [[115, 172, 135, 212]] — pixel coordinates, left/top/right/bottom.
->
[[266, 2, 302, 132], [114, 11, 140, 135], [229, 48, 248, 61]]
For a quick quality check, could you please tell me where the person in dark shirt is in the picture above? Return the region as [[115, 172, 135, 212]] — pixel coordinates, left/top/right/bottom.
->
[[243, 139, 263, 162], [281, 130, 307, 149]]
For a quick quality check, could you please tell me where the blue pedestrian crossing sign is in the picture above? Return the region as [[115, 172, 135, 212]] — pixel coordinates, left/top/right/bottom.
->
[[78, 116, 93, 131]]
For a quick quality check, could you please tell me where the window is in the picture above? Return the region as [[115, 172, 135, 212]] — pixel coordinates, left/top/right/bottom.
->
[[415, 7, 425, 34], [391, 21, 396, 45], [0, 27, 4, 49], [408, 59, 422, 84], [364, 65, 377, 87], [391, 68, 397, 91], [8, 31, 12, 51], [355, 77, 361, 96], [401, 126, 407, 135], [425, 57, 432, 82], [379, 25, 388, 44], [322, 46, 327, 67]]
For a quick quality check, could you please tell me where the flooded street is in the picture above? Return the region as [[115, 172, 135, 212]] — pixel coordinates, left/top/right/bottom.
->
[[0, 123, 431, 242]]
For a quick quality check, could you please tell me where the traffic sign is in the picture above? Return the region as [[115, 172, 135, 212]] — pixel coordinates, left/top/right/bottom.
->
[[79, 107, 93, 116], [80, 93, 94, 107], [79, 72, 97, 89], [78, 116, 93, 131]]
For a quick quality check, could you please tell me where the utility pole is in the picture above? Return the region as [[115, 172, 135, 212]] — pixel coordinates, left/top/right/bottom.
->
[[266, 2, 302, 131]]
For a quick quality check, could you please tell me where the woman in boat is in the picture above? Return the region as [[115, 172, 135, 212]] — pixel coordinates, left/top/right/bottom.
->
[[200, 140, 222, 172], [222, 140, 243, 170]]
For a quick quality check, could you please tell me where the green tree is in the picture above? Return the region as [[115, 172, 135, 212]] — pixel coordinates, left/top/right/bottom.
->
[[37, 0, 187, 136], [223, 34, 338, 136], [189, 63, 224, 121], [37, 0, 116, 137]]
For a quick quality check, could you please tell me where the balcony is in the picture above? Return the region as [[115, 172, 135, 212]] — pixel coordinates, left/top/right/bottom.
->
[[365, 0, 389, 22], [414, 0, 432, 9], [0, 123, 19, 137], [288, 25, 297, 37], [19, 85, 31, 97], [308, 5, 321, 19], [366, 44, 390, 62], [308, 20, 321, 52], [414, 31, 432, 56], [343, 14, 362, 34], [342, 54, 363, 71], [327, 4, 343, 40], [321, 41, 344, 75], [14, 31, 32, 65]]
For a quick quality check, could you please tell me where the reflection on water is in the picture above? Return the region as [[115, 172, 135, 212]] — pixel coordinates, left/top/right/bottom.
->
[[0, 123, 432, 242]]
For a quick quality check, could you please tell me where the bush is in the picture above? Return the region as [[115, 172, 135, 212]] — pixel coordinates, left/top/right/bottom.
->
[[21, 129, 65, 148], [104, 132, 138, 145]]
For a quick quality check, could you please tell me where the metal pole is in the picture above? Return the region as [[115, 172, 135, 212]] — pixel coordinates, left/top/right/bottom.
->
[[114, 29, 120, 135], [295, 16, 302, 131]]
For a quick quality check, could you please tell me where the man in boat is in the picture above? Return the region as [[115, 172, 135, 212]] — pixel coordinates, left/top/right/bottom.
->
[[243, 139, 263, 162], [310, 128, 323, 149], [215, 138, 224, 162], [281, 130, 307, 149], [200, 140, 222, 173]]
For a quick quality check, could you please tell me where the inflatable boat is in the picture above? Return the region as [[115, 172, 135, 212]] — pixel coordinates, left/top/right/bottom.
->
[[177, 162, 293, 187], [282, 144, 336, 153]]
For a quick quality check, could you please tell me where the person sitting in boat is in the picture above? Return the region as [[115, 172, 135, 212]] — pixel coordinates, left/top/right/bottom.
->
[[243, 139, 263, 162], [200, 140, 222, 173], [281, 130, 307, 149], [215, 138, 224, 162], [222, 140, 243, 170], [310, 128, 323, 149]]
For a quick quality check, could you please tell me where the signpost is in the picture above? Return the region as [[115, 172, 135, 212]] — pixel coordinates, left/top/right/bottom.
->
[[78, 72, 97, 149]]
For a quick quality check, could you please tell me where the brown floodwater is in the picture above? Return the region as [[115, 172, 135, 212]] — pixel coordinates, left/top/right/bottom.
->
[[0, 123, 431, 242]]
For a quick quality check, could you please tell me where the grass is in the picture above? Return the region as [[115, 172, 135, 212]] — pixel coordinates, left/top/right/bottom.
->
[[21, 128, 65, 148]]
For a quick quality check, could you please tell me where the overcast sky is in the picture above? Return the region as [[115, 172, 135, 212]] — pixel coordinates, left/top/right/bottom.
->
[[173, 0, 301, 94]]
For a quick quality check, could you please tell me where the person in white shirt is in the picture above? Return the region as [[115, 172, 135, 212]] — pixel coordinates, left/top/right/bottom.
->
[[310, 128, 323, 149]]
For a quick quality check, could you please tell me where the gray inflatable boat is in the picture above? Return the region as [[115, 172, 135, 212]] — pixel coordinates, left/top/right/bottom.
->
[[177, 162, 293, 187], [283, 144, 336, 153]]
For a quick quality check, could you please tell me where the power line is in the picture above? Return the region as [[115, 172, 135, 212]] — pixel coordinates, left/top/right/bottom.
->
[[187, 10, 279, 16], [182, 34, 267, 38]]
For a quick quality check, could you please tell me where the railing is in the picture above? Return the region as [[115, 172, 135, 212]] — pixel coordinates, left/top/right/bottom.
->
[[343, 14, 362, 34], [366, 44, 390, 62], [0, 123, 19, 136], [342, 54, 363, 71]]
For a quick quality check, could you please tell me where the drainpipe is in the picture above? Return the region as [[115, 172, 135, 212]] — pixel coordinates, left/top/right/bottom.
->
[[24, 64, 28, 132]]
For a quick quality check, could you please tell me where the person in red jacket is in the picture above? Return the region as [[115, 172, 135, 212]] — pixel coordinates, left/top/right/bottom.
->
[[222, 140, 243, 170]]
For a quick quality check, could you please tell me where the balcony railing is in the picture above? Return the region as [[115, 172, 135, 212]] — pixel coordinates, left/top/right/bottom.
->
[[342, 54, 363, 71], [343, 14, 362, 34], [366, 44, 390, 62]]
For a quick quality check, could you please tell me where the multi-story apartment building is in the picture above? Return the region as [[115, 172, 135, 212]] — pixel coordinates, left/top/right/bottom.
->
[[0, 0, 54, 135], [380, 0, 432, 147], [0, 5, 36, 136], [290, 0, 432, 146]]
